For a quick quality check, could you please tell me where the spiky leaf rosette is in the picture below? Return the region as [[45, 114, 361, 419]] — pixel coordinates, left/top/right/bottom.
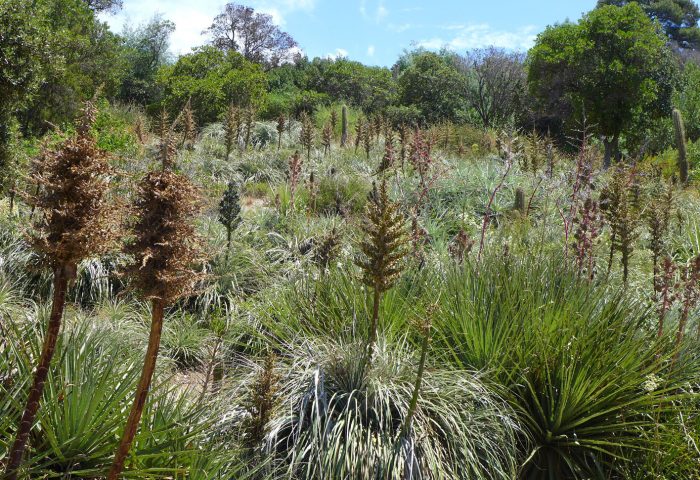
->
[[356, 179, 408, 293], [125, 169, 205, 304], [29, 101, 121, 272]]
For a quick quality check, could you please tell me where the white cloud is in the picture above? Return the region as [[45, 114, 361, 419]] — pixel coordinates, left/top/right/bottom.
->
[[360, 0, 389, 23], [367, 45, 375, 56], [417, 24, 538, 52], [388, 23, 412, 33], [326, 48, 349, 60]]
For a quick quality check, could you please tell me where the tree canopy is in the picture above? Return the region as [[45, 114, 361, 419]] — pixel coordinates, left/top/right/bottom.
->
[[598, 0, 700, 48], [205, 3, 298, 68], [157, 46, 268, 124], [529, 2, 677, 165]]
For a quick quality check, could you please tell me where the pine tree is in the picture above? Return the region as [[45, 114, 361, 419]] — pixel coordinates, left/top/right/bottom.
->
[[219, 182, 242, 261], [356, 178, 408, 358], [6, 100, 121, 479]]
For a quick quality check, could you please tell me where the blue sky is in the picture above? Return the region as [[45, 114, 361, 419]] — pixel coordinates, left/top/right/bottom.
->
[[103, 0, 596, 66]]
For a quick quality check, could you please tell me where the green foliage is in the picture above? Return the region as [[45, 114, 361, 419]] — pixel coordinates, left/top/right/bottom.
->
[[250, 337, 518, 480], [434, 256, 700, 479], [396, 51, 469, 124], [528, 3, 677, 161], [157, 46, 267, 124], [119, 14, 175, 106], [597, 0, 700, 48], [676, 61, 700, 141]]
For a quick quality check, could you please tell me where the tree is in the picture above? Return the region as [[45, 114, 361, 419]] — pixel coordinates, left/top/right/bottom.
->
[[457, 48, 527, 128], [396, 51, 469, 124], [17, 0, 127, 133], [676, 61, 700, 141], [119, 15, 175, 106], [84, 0, 123, 13], [157, 46, 267, 124], [528, 3, 677, 167], [598, 0, 700, 48], [205, 3, 297, 68], [0, 0, 51, 194]]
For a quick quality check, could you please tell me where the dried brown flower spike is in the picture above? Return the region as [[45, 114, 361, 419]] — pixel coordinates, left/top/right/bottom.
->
[[6, 100, 121, 479], [108, 126, 205, 480]]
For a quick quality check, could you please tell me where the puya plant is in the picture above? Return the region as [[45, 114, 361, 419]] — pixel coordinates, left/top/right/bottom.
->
[[601, 165, 642, 284], [5, 100, 122, 479], [356, 178, 408, 359], [107, 115, 205, 480], [219, 181, 242, 262], [299, 112, 314, 160]]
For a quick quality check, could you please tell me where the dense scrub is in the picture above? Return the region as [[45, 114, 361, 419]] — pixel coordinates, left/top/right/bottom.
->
[[1, 102, 700, 478]]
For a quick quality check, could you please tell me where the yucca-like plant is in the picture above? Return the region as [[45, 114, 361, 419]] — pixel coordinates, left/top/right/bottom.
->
[[107, 123, 205, 479], [377, 133, 395, 174], [356, 179, 408, 358], [434, 255, 700, 479], [256, 338, 519, 480], [363, 120, 372, 159], [219, 181, 241, 261], [313, 226, 342, 272], [5, 101, 121, 479], [648, 177, 674, 295]]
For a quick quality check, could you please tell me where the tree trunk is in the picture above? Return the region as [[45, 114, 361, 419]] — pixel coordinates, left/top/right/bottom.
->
[[603, 135, 618, 170], [107, 299, 165, 480], [5, 266, 69, 479]]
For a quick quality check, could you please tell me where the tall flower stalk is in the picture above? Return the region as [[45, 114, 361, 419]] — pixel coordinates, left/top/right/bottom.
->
[[107, 121, 204, 480], [5, 101, 120, 479], [356, 178, 408, 359]]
